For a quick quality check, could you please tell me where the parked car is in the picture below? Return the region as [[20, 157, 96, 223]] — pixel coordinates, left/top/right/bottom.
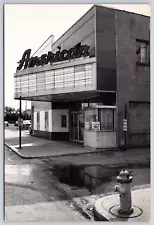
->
[[4, 121, 9, 127], [15, 120, 31, 129], [22, 120, 31, 129]]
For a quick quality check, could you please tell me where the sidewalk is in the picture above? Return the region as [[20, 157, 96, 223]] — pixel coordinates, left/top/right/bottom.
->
[[72, 185, 150, 221], [94, 187, 150, 221], [5, 129, 150, 168], [5, 129, 96, 158]]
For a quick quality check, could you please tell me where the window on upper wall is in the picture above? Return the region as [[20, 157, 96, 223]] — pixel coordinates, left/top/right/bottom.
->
[[136, 40, 150, 66]]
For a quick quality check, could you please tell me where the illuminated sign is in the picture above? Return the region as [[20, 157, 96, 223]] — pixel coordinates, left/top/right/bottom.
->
[[17, 43, 90, 71]]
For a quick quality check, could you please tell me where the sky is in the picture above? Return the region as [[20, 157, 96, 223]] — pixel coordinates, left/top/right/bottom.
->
[[4, 4, 150, 110]]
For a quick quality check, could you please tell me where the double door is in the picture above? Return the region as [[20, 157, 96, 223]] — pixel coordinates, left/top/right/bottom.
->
[[70, 111, 84, 142]]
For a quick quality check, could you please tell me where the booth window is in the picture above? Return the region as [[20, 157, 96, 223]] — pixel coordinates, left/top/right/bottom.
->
[[136, 40, 150, 65], [98, 108, 114, 130], [84, 107, 115, 131], [84, 109, 98, 130]]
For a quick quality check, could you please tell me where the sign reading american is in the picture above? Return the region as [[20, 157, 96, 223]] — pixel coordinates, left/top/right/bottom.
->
[[17, 43, 90, 71]]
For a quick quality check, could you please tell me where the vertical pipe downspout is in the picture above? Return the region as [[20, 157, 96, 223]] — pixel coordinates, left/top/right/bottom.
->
[[19, 96, 22, 149], [115, 9, 118, 149]]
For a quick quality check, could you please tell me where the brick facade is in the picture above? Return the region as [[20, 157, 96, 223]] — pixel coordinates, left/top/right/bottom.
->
[[115, 10, 150, 148]]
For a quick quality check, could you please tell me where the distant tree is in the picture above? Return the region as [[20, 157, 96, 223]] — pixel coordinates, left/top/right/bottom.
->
[[4, 106, 31, 122], [5, 106, 15, 113], [4, 106, 19, 122]]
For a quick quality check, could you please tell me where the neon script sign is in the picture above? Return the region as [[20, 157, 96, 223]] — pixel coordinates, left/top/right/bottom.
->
[[17, 43, 90, 71]]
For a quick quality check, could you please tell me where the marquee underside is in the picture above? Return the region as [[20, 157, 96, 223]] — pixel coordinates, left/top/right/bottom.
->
[[14, 90, 116, 103]]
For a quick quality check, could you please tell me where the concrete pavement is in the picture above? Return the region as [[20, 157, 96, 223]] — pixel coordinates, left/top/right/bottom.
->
[[5, 129, 150, 168], [5, 146, 88, 222], [5, 130, 151, 222], [94, 187, 150, 221], [73, 185, 151, 221], [5, 129, 97, 158], [5, 200, 88, 222]]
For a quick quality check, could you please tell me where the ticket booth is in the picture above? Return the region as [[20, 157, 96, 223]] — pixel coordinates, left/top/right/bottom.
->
[[83, 105, 117, 149]]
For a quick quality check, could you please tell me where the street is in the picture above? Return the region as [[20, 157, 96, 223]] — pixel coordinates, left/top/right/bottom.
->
[[4, 146, 88, 221], [4, 127, 150, 221], [5, 145, 65, 206]]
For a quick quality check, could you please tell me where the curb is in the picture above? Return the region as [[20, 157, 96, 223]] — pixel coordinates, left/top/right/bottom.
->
[[53, 182, 93, 221], [73, 184, 150, 221], [5, 143, 150, 169], [4, 142, 119, 159], [5, 142, 97, 159], [72, 200, 94, 221], [93, 187, 150, 221], [5, 143, 34, 159], [5, 142, 120, 159]]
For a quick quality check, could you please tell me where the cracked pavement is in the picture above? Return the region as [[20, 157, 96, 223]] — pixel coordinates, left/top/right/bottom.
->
[[4, 146, 88, 221]]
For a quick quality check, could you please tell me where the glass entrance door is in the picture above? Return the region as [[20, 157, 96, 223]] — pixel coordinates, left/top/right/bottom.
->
[[70, 111, 84, 142]]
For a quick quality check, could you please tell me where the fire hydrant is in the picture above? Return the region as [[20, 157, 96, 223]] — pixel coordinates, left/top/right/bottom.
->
[[114, 169, 133, 215]]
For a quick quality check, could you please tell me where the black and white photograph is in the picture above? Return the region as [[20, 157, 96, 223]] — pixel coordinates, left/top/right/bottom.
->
[[4, 3, 150, 222]]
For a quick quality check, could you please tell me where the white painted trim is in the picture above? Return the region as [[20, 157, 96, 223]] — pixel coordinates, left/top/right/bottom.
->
[[40, 111, 45, 131], [34, 112, 37, 130], [48, 109, 52, 132]]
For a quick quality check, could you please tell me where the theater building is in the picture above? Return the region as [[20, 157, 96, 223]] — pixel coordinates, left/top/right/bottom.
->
[[14, 5, 150, 149]]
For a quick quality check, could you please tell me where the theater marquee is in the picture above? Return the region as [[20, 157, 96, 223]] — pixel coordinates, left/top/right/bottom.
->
[[17, 43, 90, 71]]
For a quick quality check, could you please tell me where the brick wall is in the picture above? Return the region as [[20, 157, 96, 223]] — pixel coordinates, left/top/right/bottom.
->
[[128, 101, 150, 146], [96, 6, 117, 92], [115, 10, 150, 147]]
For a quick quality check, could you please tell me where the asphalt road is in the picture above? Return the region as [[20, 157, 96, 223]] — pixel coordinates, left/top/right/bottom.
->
[[5, 145, 67, 206], [5, 146, 87, 221], [4, 126, 150, 221]]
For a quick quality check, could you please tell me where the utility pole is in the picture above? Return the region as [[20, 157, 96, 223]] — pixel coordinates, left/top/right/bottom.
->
[[19, 96, 22, 149]]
